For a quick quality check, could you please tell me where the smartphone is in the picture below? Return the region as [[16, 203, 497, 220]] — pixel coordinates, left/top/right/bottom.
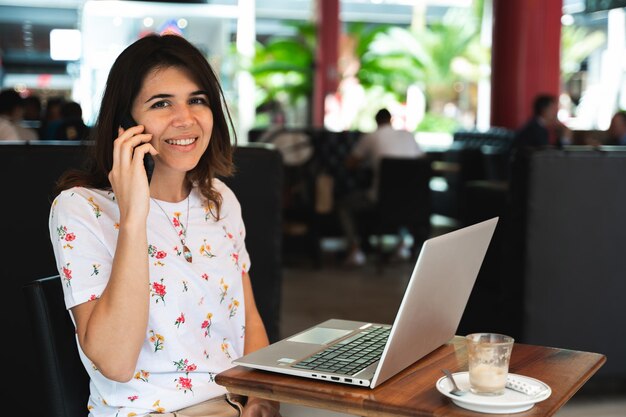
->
[[120, 113, 153, 182]]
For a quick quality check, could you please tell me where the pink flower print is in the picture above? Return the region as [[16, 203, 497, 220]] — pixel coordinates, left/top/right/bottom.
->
[[201, 312, 213, 337], [201, 273, 209, 281], [128, 395, 138, 402], [148, 245, 166, 266], [223, 226, 234, 240], [175, 376, 193, 394], [57, 226, 75, 249], [89, 294, 98, 301], [219, 278, 228, 303], [173, 358, 197, 373], [173, 212, 188, 237], [151, 279, 166, 304], [230, 252, 240, 268], [221, 338, 232, 360], [228, 298, 240, 319], [174, 313, 185, 328], [61, 263, 72, 286], [134, 370, 150, 382], [148, 330, 164, 352]]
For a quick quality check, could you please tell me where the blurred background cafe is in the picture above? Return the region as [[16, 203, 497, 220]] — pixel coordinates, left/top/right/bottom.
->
[[1, 1, 625, 416]]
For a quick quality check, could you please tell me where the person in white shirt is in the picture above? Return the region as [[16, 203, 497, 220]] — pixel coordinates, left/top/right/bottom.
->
[[338, 108, 424, 266], [49, 34, 280, 417], [0, 88, 38, 140]]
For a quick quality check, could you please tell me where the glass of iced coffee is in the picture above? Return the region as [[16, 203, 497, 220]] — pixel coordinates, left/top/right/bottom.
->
[[466, 333, 514, 395]]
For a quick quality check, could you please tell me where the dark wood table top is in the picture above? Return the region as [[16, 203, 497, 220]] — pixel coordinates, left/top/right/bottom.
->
[[216, 336, 605, 416]]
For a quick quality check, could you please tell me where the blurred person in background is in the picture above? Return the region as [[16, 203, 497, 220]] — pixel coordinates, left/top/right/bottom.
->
[[39, 96, 65, 139], [337, 108, 424, 266], [0, 88, 38, 140], [605, 110, 626, 145], [513, 94, 572, 149], [22, 94, 42, 128], [54, 100, 90, 140]]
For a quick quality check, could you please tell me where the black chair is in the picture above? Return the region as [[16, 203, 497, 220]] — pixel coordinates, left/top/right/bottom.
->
[[221, 143, 284, 342], [23, 275, 89, 417], [367, 157, 432, 268]]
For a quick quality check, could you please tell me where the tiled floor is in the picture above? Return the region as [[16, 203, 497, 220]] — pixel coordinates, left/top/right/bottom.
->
[[275, 253, 626, 417]]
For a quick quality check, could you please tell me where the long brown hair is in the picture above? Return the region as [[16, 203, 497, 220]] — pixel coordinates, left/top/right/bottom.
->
[[56, 34, 236, 217]]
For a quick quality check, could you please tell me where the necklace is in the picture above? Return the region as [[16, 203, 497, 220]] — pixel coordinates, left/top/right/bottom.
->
[[152, 195, 193, 263]]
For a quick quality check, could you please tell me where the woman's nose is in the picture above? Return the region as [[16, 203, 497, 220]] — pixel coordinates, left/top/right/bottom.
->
[[172, 105, 194, 127]]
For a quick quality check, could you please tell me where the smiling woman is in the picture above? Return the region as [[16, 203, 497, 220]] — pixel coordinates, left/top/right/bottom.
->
[[48, 34, 281, 417]]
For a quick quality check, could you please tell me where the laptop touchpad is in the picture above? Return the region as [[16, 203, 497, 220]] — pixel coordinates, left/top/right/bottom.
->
[[288, 327, 352, 345]]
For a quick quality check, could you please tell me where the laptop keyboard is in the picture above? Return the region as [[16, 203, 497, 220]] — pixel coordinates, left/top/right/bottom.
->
[[291, 325, 391, 375]]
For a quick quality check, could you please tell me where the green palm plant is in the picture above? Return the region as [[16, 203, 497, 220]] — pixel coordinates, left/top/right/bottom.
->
[[352, 23, 429, 101], [248, 21, 315, 117], [349, 6, 486, 132], [418, 7, 485, 109]]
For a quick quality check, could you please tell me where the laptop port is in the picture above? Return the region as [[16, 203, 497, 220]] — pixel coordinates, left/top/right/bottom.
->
[[345, 378, 352, 383], [331, 376, 340, 381]]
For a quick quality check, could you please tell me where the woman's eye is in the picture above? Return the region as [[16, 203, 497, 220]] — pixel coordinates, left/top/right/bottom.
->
[[151, 101, 170, 109], [190, 97, 209, 105]]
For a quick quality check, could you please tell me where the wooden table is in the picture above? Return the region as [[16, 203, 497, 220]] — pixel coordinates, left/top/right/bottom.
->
[[216, 336, 605, 416]]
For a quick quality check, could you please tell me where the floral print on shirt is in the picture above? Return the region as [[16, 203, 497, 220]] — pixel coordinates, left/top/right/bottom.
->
[[49, 183, 250, 417]]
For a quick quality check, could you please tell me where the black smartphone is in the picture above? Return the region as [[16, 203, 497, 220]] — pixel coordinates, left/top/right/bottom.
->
[[120, 114, 153, 182], [120, 114, 136, 130]]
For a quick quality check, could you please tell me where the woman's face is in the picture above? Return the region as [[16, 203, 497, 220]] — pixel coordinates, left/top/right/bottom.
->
[[131, 66, 213, 179]]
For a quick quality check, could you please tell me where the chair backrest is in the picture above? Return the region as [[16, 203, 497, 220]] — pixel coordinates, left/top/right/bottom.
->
[[376, 157, 433, 244], [220, 143, 284, 342], [22, 275, 89, 417]]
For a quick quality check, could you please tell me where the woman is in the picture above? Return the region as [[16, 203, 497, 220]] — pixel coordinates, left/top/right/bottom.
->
[[49, 34, 280, 417]]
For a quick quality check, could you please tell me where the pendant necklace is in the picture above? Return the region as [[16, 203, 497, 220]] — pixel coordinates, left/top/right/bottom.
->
[[152, 194, 193, 263]]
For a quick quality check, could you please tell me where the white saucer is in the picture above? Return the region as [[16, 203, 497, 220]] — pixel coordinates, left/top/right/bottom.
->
[[436, 372, 552, 414]]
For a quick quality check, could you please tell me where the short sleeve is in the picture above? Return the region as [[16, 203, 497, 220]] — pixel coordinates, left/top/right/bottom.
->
[[213, 180, 251, 275], [49, 189, 115, 309]]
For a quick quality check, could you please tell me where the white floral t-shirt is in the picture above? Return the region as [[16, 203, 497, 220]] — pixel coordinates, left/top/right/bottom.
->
[[49, 180, 250, 417]]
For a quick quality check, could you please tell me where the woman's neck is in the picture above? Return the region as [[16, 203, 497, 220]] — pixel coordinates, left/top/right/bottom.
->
[[149, 175, 190, 203]]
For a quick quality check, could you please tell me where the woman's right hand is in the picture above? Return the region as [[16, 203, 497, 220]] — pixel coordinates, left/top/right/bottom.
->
[[108, 125, 157, 223]]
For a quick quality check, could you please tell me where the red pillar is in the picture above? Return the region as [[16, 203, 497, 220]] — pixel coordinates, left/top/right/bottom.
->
[[491, 0, 562, 129], [313, 0, 340, 128]]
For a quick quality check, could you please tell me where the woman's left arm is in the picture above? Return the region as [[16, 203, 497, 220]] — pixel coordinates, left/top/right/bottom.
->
[[241, 272, 282, 417], [242, 272, 270, 354]]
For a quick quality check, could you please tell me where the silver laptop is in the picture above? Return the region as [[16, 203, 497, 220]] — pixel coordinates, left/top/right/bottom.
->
[[234, 217, 498, 388]]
